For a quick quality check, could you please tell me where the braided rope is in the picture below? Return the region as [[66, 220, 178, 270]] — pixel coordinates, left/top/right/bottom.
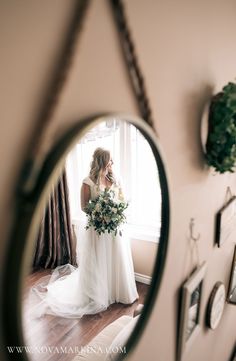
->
[[110, 0, 154, 129]]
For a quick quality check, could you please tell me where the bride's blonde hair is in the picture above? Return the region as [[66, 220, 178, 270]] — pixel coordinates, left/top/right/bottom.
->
[[89, 147, 116, 185]]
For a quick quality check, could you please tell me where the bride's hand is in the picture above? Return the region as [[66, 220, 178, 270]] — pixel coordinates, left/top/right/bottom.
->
[[81, 183, 91, 212]]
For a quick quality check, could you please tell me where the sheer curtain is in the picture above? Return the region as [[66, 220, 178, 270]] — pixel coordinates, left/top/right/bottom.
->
[[128, 125, 162, 240], [66, 119, 162, 244]]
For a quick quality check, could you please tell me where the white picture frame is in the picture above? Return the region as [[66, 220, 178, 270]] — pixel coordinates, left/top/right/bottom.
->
[[177, 262, 206, 361]]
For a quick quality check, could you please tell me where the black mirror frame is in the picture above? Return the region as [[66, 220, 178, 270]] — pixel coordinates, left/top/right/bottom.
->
[[1, 113, 170, 361]]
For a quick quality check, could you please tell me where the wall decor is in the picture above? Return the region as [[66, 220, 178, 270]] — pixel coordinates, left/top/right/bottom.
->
[[205, 82, 236, 174], [215, 196, 236, 247], [189, 218, 200, 242], [177, 262, 206, 361], [206, 282, 225, 329], [227, 244, 236, 304]]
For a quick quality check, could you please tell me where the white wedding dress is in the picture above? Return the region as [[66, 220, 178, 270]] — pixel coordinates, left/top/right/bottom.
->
[[30, 177, 138, 319]]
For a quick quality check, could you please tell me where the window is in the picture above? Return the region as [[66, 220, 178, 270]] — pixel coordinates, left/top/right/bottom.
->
[[66, 119, 161, 242]]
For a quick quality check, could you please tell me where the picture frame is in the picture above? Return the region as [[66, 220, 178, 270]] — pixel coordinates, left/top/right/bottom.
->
[[227, 244, 236, 305], [177, 262, 206, 361], [215, 196, 236, 247]]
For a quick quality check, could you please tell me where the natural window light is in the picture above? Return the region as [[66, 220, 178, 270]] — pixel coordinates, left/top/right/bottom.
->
[[66, 119, 162, 243]]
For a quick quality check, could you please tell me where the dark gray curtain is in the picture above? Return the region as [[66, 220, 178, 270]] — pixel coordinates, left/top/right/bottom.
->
[[33, 171, 77, 269]]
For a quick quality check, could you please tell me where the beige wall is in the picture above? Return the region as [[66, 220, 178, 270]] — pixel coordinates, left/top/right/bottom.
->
[[1, 1, 236, 361], [131, 239, 157, 278]]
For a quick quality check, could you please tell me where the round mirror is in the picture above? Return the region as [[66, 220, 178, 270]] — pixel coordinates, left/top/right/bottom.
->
[[2, 114, 169, 361]]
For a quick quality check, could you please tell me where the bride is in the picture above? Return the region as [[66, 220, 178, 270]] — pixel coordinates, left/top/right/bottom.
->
[[30, 147, 138, 318]]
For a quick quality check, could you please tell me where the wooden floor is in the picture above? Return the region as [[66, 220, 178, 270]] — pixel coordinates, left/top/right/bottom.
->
[[22, 270, 149, 361]]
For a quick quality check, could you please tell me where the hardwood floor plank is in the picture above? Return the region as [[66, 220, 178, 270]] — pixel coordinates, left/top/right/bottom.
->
[[22, 270, 149, 361]]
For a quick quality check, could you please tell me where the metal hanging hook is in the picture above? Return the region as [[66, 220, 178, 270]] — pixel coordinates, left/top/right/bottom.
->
[[226, 186, 233, 198], [189, 218, 200, 242], [225, 186, 233, 204]]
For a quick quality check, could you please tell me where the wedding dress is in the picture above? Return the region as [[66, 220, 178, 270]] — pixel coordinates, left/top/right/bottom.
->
[[29, 177, 138, 318]]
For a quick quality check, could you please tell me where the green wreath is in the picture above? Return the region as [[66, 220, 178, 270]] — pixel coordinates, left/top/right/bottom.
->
[[205, 82, 236, 173]]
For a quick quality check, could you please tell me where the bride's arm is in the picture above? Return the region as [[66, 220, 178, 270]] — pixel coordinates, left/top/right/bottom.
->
[[81, 183, 91, 212], [118, 184, 125, 201], [116, 177, 125, 201]]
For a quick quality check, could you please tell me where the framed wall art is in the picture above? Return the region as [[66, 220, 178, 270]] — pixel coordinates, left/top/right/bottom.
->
[[227, 244, 236, 305], [177, 262, 206, 361], [215, 196, 236, 247]]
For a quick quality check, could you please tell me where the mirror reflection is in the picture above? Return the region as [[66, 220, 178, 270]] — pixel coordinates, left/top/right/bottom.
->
[[22, 118, 162, 361]]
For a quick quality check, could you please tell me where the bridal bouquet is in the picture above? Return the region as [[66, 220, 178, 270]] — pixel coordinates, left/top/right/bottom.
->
[[84, 188, 128, 236]]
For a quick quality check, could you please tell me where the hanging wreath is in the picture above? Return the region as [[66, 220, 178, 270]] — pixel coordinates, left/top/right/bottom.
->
[[205, 82, 236, 173]]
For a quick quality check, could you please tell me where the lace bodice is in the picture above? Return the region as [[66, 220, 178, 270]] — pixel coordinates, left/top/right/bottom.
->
[[82, 177, 123, 202]]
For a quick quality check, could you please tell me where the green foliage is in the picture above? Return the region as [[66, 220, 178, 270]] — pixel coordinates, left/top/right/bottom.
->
[[205, 82, 236, 173], [84, 188, 128, 236]]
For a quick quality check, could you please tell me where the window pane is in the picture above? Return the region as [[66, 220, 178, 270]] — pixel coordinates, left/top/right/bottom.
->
[[128, 124, 161, 236], [66, 120, 162, 242]]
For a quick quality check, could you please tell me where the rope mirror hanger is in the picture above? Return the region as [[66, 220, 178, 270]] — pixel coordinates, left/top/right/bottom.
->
[[20, 0, 155, 195]]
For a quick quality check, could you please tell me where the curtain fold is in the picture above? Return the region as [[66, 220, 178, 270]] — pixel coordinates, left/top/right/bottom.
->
[[33, 171, 77, 269]]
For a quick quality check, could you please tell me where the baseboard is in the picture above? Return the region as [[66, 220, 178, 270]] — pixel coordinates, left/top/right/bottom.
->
[[135, 272, 152, 285]]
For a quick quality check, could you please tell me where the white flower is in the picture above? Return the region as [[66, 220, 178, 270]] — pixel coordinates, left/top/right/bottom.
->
[[95, 204, 101, 212], [85, 190, 128, 235]]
